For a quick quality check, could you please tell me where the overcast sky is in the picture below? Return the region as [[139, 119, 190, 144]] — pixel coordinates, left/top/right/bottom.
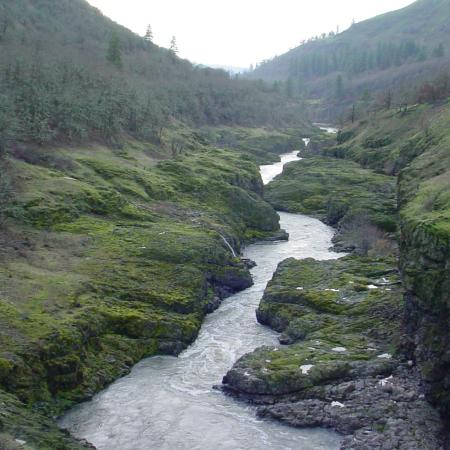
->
[[86, 0, 416, 68]]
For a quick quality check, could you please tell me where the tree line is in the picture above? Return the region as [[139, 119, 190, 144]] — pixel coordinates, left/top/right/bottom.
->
[[287, 40, 445, 81]]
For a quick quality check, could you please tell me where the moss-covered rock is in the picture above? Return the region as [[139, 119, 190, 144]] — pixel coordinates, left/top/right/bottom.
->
[[0, 389, 92, 449], [0, 126, 285, 445], [265, 156, 396, 227], [222, 256, 403, 398]]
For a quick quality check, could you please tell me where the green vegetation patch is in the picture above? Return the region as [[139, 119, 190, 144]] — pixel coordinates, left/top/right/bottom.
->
[[265, 156, 397, 232], [223, 255, 402, 396], [0, 127, 284, 445]]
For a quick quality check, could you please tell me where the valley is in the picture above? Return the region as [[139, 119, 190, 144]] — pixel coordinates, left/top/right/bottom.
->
[[0, 0, 449, 449]]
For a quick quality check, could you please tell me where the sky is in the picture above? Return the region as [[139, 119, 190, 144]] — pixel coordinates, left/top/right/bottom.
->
[[86, 0, 416, 68]]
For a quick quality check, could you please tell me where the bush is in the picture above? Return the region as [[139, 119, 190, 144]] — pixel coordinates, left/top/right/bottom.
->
[[0, 163, 12, 226], [326, 199, 349, 225], [337, 130, 354, 144]]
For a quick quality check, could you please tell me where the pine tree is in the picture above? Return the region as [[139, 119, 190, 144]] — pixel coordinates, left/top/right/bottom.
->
[[144, 24, 153, 43], [285, 77, 295, 98], [107, 32, 123, 69], [335, 74, 344, 99], [433, 43, 445, 58], [170, 36, 178, 54]]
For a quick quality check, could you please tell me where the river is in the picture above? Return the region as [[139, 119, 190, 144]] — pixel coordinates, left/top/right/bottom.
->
[[59, 149, 342, 450]]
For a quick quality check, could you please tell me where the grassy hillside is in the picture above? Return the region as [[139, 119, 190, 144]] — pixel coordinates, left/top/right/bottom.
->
[[249, 0, 450, 120], [0, 0, 306, 151]]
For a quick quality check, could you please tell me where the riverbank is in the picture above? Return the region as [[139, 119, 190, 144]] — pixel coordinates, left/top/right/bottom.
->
[[0, 125, 303, 449], [221, 116, 449, 449]]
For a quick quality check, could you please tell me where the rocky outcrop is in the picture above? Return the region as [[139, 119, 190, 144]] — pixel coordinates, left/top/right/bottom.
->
[[400, 220, 450, 420], [258, 365, 444, 450], [221, 256, 447, 449], [396, 113, 450, 422]]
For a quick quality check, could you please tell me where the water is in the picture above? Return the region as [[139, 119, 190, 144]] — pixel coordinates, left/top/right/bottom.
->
[[260, 150, 301, 185], [313, 123, 339, 134], [59, 152, 342, 450]]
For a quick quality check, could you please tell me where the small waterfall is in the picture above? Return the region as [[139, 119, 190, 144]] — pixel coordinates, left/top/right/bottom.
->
[[302, 138, 311, 147], [219, 234, 237, 258]]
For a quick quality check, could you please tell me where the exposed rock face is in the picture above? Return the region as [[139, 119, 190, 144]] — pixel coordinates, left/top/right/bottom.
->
[[400, 220, 450, 420], [257, 366, 444, 450], [209, 261, 253, 298], [221, 256, 447, 449], [396, 119, 450, 422]]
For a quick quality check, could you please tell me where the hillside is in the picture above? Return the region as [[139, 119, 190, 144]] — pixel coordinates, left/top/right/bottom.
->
[[249, 0, 450, 120], [0, 0, 305, 151]]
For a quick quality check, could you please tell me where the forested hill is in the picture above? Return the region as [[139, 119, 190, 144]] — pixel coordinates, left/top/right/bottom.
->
[[248, 0, 450, 120], [0, 0, 304, 150]]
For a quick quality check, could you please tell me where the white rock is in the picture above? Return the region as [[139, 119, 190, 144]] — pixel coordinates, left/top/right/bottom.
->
[[15, 440, 27, 446], [379, 375, 394, 386], [296, 287, 304, 291], [377, 353, 392, 359], [244, 371, 250, 377], [331, 401, 345, 408], [63, 176, 77, 181], [332, 347, 347, 353], [325, 288, 340, 292], [265, 360, 271, 363], [367, 284, 378, 289], [300, 364, 314, 374]]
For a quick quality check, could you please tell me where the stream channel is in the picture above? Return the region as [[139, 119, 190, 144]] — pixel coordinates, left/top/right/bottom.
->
[[60, 143, 342, 450]]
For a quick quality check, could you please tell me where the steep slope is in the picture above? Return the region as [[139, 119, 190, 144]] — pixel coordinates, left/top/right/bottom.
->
[[249, 0, 450, 119], [299, 102, 450, 417], [0, 0, 305, 150]]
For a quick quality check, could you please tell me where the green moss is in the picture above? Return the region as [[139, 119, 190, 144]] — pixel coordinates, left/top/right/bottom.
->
[[265, 156, 397, 231], [226, 256, 402, 396], [0, 127, 287, 441]]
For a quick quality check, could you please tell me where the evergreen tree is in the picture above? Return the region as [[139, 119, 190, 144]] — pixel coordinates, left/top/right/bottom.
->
[[144, 24, 153, 43], [107, 32, 123, 68], [433, 43, 445, 58], [335, 74, 344, 99], [285, 77, 295, 98], [170, 36, 178, 54]]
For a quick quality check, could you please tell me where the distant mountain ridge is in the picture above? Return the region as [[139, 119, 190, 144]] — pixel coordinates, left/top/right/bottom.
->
[[248, 0, 450, 120]]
